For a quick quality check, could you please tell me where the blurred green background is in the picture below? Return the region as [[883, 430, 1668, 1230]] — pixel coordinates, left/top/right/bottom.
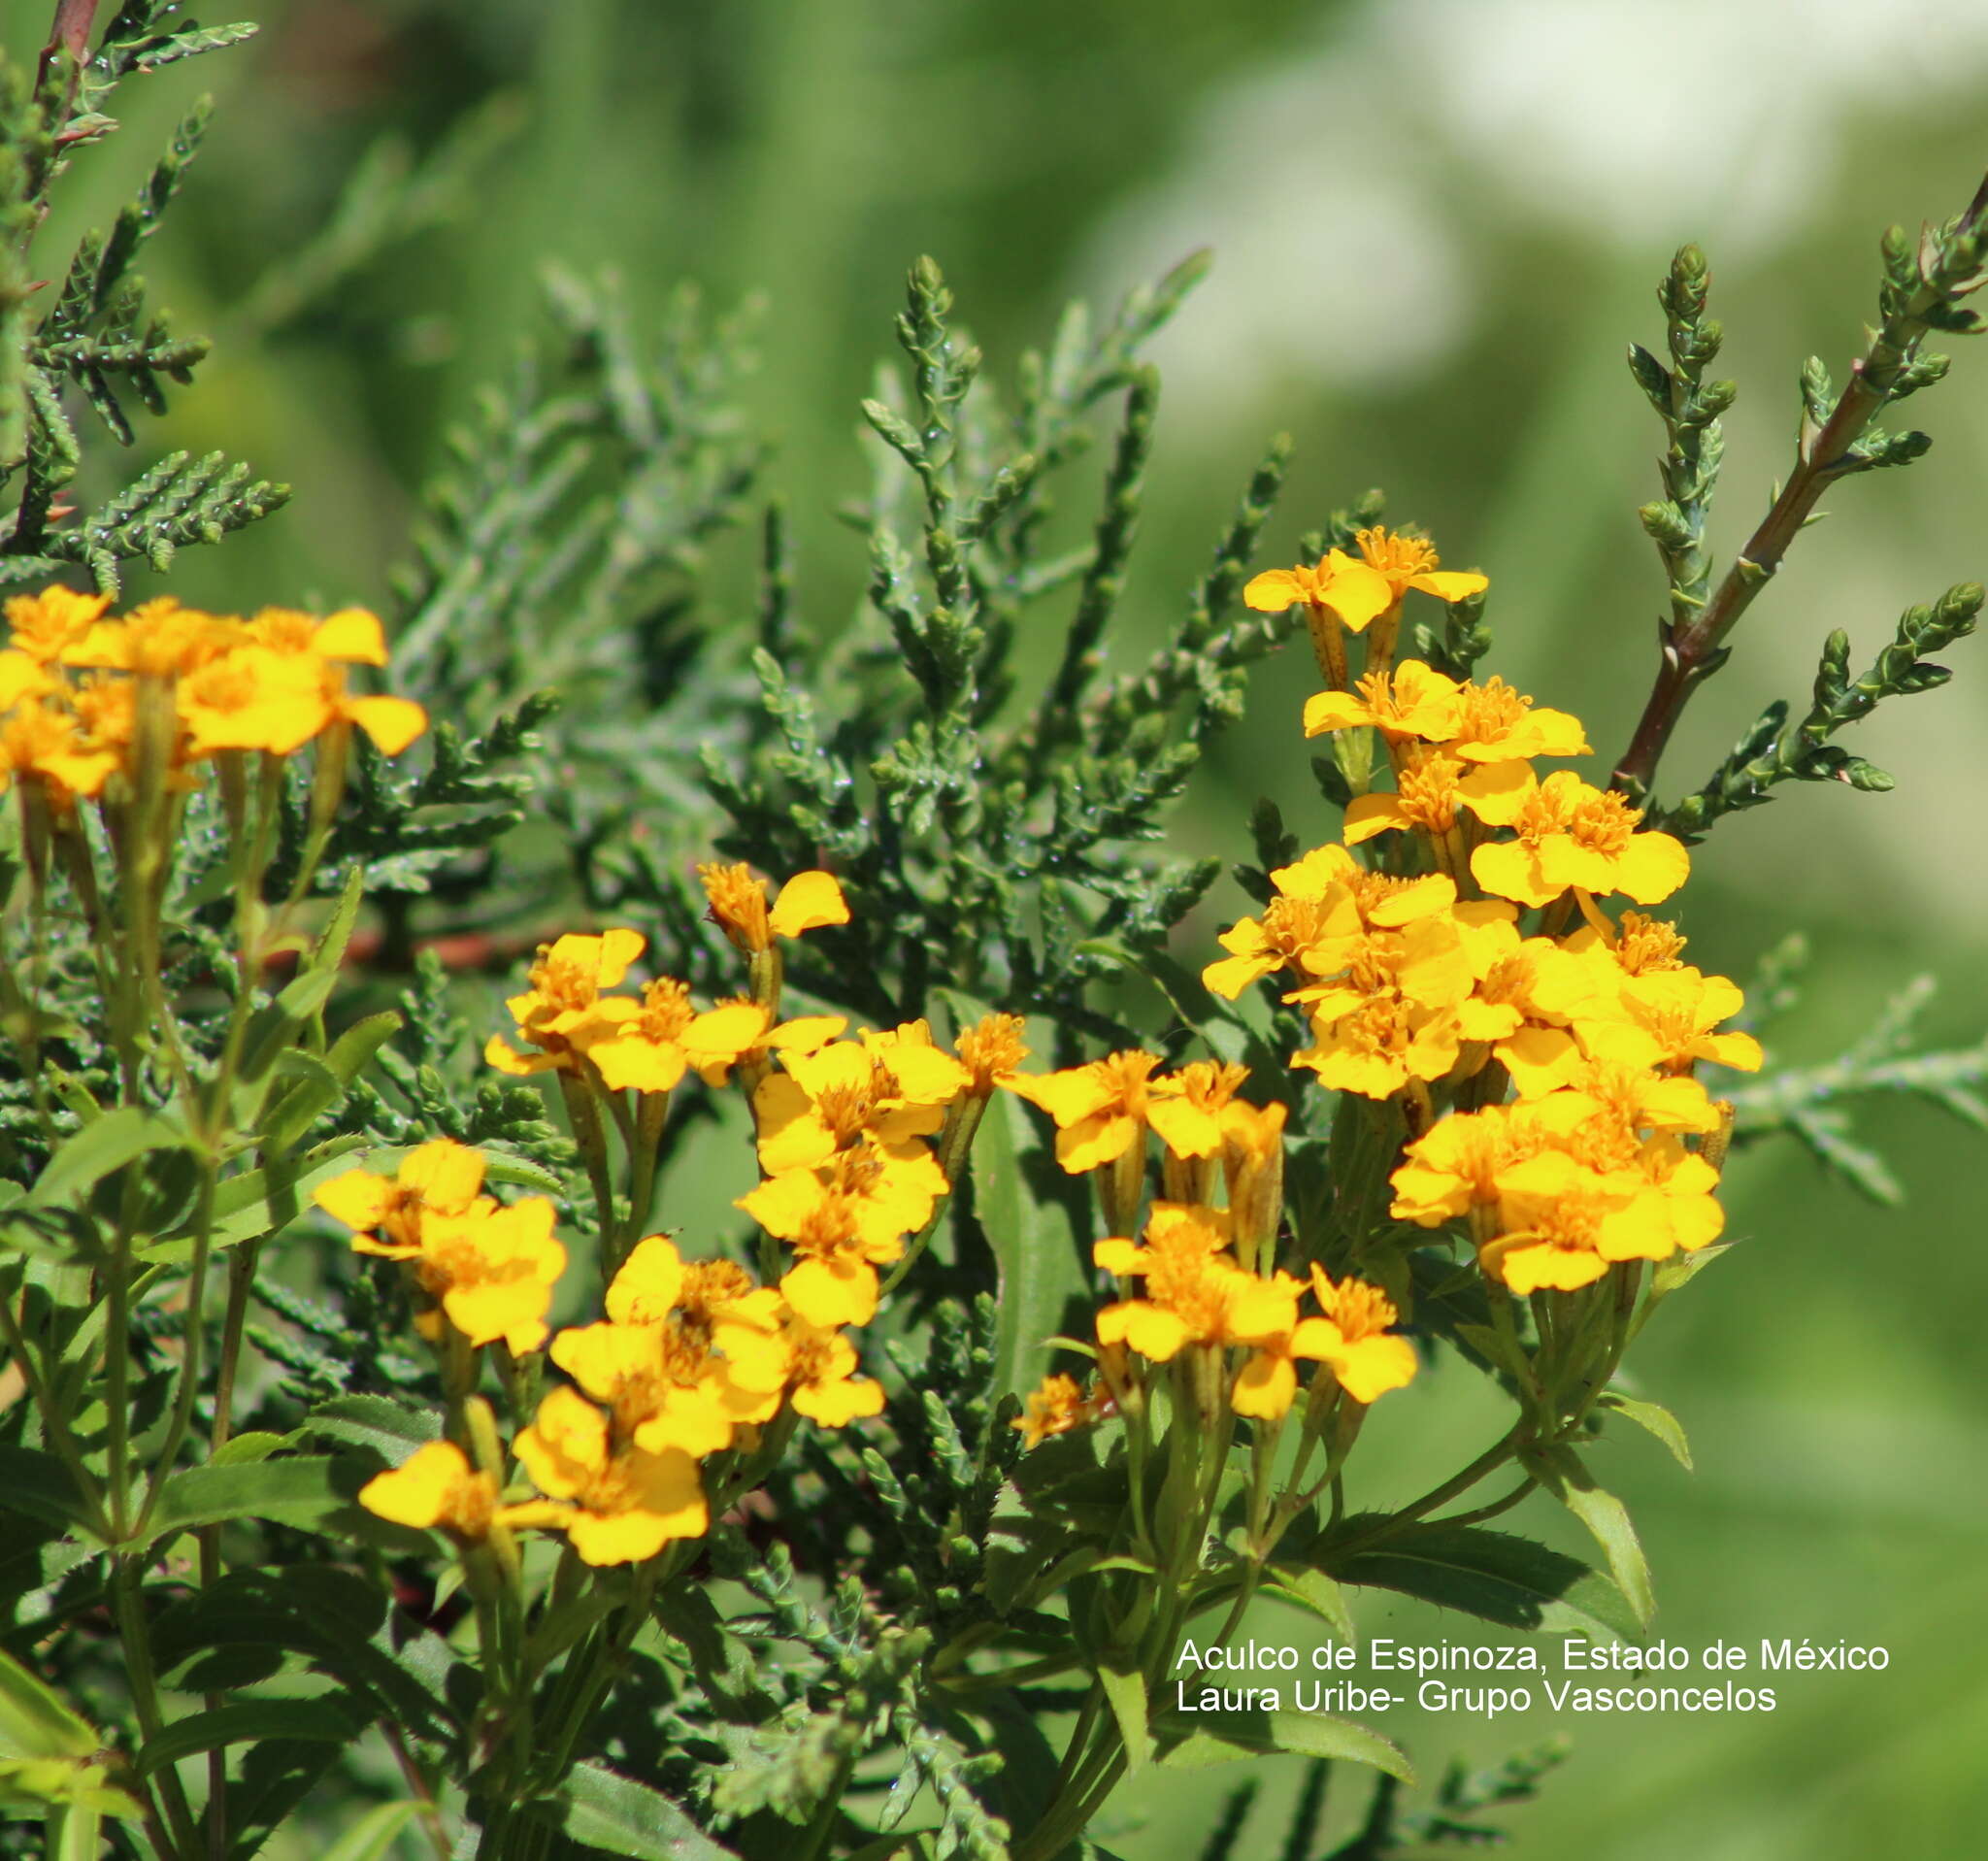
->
[[8, 0, 1988, 1852]]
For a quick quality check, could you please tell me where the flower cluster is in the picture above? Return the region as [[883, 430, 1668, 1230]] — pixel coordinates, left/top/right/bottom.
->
[[1004, 1050, 1417, 1435], [0, 584, 425, 808], [340, 863, 1044, 1565], [323, 1141, 885, 1564], [1218, 538, 1753, 1298]]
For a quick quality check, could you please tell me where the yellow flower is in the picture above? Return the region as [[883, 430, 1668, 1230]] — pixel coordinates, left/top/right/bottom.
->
[[1444, 676, 1590, 764], [1471, 772, 1690, 909], [1004, 1048, 1162, 1174], [0, 698, 120, 803], [752, 1033, 958, 1174], [1478, 1177, 1617, 1294], [1573, 969, 1764, 1076], [313, 1139, 490, 1257], [954, 1012, 1031, 1094], [514, 1386, 708, 1566], [699, 863, 849, 954], [1445, 905, 1582, 1098], [1094, 1205, 1295, 1362], [739, 1134, 947, 1254], [573, 976, 696, 1093], [782, 1315, 886, 1427], [5, 586, 109, 663], [1303, 660, 1464, 741], [1148, 1061, 1251, 1160], [176, 645, 328, 757], [1292, 991, 1461, 1099], [778, 1194, 903, 1329], [605, 1236, 791, 1397], [550, 1319, 771, 1458], [411, 1197, 567, 1353], [1389, 1101, 1574, 1227], [1246, 529, 1487, 633], [1294, 1269, 1418, 1405], [1552, 1056, 1724, 1135], [358, 1439, 563, 1540], [1342, 751, 1534, 847], [485, 928, 648, 1076], [1013, 1371, 1098, 1448]]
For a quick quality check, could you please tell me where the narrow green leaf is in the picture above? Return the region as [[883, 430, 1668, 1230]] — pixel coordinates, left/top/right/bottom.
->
[[0, 1447, 98, 1537], [1329, 1521, 1639, 1640], [1097, 1662, 1152, 1772], [970, 1085, 1088, 1401], [29, 1109, 189, 1209], [1596, 1392, 1693, 1470], [137, 1697, 360, 1777], [142, 1455, 361, 1545], [303, 1394, 441, 1463], [208, 1431, 294, 1468], [1155, 1708, 1412, 1783], [1528, 1448, 1655, 1629], [0, 1647, 96, 1760], [1261, 1567, 1354, 1644], [547, 1762, 739, 1860]]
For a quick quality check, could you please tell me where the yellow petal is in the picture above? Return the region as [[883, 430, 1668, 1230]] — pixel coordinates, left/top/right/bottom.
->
[[1610, 832, 1691, 904], [1242, 569, 1308, 613], [780, 1258, 878, 1329], [348, 695, 428, 756], [1409, 570, 1489, 603], [1342, 793, 1409, 845], [1230, 1352, 1297, 1420], [1302, 690, 1371, 737], [313, 608, 390, 665], [1317, 553, 1394, 631], [312, 1170, 393, 1232], [793, 1374, 885, 1426], [1334, 1333, 1418, 1404], [769, 871, 851, 940]]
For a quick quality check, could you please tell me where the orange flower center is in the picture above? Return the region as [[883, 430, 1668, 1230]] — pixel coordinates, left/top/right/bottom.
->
[[1611, 913, 1688, 975], [1452, 677, 1531, 748], [1355, 524, 1439, 586], [1566, 788, 1641, 857]]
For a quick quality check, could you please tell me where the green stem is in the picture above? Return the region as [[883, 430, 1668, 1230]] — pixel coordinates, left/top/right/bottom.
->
[[111, 1557, 201, 1858]]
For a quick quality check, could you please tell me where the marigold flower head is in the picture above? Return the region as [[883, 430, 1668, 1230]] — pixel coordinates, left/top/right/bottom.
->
[[1304, 660, 1463, 742], [1244, 530, 1486, 633], [781, 1314, 886, 1427], [514, 1385, 708, 1565], [753, 1035, 951, 1173], [1471, 772, 1690, 909], [485, 928, 647, 1076], [1445, 676, 1591, 764], [1479, 1180, 1617, 1294], [1013, 1371, 1100, 1448], [1293, 1268, 1419, 1406], [5, 585, 109, 663], [550, 1318, 773, 1458], [0, 698, 119, 803], [314, 1139, 490, 1255], [1574, 969, 1763, 1076], [358, 1438, 562, 1542], [954, 1012, 1030, 1094], [1003, 1048, 1163, 1175], [699, 863, 849, 954], [410, 1196, 567, 1353], [1148, 1061, 1251, 1161]]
